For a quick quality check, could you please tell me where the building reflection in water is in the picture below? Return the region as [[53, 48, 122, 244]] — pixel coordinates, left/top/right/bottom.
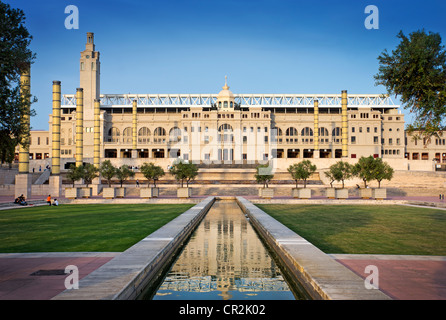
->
[[153, 200, 295, 300]]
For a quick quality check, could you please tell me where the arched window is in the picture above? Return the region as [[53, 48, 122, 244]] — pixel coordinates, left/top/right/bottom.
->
[[169, 127, 182, 143], [286, 127, 298, 136], [332, 127, 341, 143], [108, 127, 120, 137], [332, 127, 341, 137], [301, 127, 313, 136], [138, 127, 151, 136], [218, 124, 233, 132], [218, 124, 233, 143], [108, 127, 120, 143], [154, 127, 166, 136], [138, 127, 151, 144], [318, 127, 329, 136], [123, 127, 132, 136], [153, 127, 166, 144], [123, 127, 132, 143], [272, 127, 282, 136]]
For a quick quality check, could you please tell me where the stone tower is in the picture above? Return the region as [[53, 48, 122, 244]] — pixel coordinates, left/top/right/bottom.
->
[[79, 32, 100, 158]]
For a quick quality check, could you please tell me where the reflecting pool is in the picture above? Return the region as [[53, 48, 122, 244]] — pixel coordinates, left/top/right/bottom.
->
[[151, 200, 297, 300]]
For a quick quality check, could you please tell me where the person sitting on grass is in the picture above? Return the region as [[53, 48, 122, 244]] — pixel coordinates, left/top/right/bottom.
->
[[53, 199, 59, 206], [17, 194, 27, 206]]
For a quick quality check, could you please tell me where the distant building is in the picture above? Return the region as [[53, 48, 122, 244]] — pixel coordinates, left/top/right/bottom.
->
[[20, 33, 446, 172]]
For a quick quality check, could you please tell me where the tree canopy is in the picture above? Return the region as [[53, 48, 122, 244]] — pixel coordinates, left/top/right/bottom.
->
[[169, 161, 198, 188], [288, 160, 316, 188], [115, 165, 135, 188], [325, 161, 353, 188], [140, 162, 165, 188], [255, 164, 274, 188], [99, 160, 116, 187], [374, 29, 446, 140], [0, 1, 36, 164]]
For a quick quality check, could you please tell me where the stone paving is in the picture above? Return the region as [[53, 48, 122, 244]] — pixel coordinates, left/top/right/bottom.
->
[[0, 253, 118, 300]]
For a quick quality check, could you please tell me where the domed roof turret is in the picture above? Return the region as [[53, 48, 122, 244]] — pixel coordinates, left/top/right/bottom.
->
[[217, 76, 235, 100], [217, 76, 235, 109]]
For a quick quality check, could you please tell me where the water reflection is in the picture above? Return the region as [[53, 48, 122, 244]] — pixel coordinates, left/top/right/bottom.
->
[[152, 200, 295, 300]]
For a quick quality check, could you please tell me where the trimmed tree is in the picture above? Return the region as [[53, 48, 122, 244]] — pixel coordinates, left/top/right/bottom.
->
[[169, 161, 198, 187], [352, 156, 376, 188], [141, 162, 165, 188], [374, 158, 394, 188], [66, 164, 83, 187], [255, 164, 274, 188], [329, 161, 353, 188], [81, 163, 99, 188], [99, 160, 116, 187], [288, 160, 316, 188], [115, 165, 135, 188]]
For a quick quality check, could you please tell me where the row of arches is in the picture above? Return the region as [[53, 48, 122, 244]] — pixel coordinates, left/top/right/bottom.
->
[[273, 127, 342, 137], [107, 125, 238, 137], [109, 127, 170, 137], [108, 125, 343, 138]]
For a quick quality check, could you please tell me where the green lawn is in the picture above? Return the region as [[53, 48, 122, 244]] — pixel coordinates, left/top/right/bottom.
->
[[0, 204, 194, 253], [256, 204, 446, 255]]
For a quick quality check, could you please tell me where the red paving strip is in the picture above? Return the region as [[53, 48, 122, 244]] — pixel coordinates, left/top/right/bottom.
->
[[335, 258, 446, 300], [0, 255, 115, 300]]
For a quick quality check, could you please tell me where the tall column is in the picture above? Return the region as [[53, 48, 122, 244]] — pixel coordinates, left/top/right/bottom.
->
[[92, 98, 102, 196], [49, 81, 62, 197], [18, 66, 30, 175], [94, 99, 101, 168], [132, 99, 138, 158], [15, 64, 32, 198], [313, 99, 320, 158], [341, 90, 348, 158], [52, 81, 61, 175], [75, 88, 84, 167]]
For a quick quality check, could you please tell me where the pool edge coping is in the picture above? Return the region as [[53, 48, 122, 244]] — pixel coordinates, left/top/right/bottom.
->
[[236, 196, 392, 300], [52, 196, 216, 300]]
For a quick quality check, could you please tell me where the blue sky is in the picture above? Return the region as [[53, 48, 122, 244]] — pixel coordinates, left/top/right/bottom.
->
[[6, 0, 446, 130]]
